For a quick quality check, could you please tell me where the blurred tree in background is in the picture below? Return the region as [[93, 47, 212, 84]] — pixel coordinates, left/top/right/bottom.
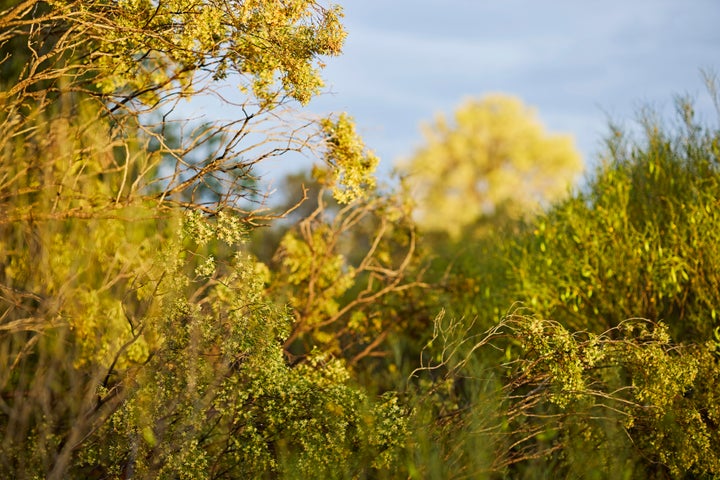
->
[[399, 94, 583, 239]]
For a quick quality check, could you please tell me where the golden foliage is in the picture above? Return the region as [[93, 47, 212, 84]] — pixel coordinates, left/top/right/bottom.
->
[[401, 94, 583, 238]]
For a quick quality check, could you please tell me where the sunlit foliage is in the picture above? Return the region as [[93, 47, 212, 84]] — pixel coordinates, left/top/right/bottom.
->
[[0, 0, 360, 219], [400, 94, 583, 238], [1, 0, 719, 477], [1, 0, 345, 105], [407, 93, 720, 478], [270, 173, 424, 368], [0, 1, 406, 478], [511, 98, 720, 341]]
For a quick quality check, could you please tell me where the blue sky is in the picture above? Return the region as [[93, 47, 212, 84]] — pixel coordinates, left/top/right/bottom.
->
[[303, 1, 720, 180]]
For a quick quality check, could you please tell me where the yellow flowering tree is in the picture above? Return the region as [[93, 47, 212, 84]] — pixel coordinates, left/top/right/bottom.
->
[[400, 94, 583, 238]]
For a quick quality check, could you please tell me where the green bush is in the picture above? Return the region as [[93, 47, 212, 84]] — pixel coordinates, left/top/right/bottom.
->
[[510, 98, 720, 342], [424, 94, 720, 478]]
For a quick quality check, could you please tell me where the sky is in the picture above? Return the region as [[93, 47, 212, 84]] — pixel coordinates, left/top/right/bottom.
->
[[299, 0, 720, 180]]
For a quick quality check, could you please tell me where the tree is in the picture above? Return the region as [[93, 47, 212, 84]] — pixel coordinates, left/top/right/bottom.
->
[[0, 1, 409, 477], [0, 0, 374, 222], [399, 94, 583, 238]]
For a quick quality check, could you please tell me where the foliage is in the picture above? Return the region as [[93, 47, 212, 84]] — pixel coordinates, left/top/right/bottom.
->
[[320, 113, 379, 204], [0, 0, 345, 105], [508, 98, 720, 341], [68, 216, 406, 479], [1, 201, 407, 478], [399, 94, 583, 238], [410, 312, 720, 478], [407, 92, 720, 478], [0, 1, 408, 478], [2, 0, 720, 478], [0, 0, 363, 220], [270, 175, 426, 369]]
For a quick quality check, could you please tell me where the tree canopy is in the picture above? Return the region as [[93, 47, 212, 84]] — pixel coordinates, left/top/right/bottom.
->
[[399, 94, 583, 238]]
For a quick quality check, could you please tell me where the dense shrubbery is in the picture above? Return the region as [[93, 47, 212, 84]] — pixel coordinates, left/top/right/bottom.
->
[[410, 95, 720, 478], [0, 2, 405, 478], [1, 1, 719, 478], [511, 104, 720, 341]]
